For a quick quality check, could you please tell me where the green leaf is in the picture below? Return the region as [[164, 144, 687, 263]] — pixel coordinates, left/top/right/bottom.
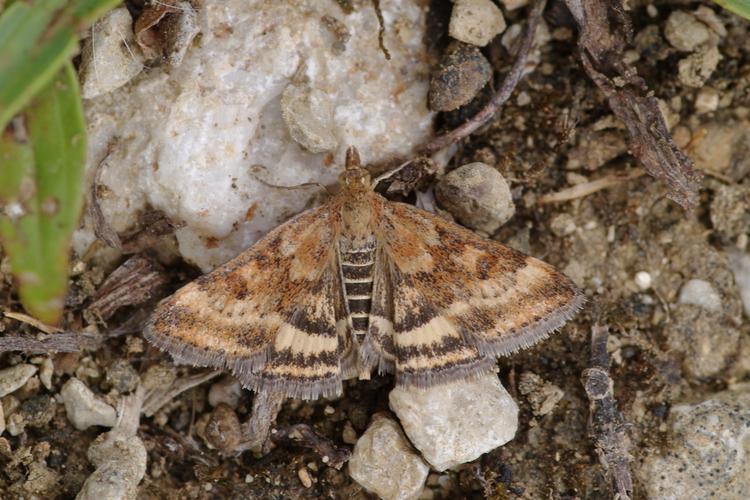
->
[[0, 0, 121, 130], [0, 62, 86, 325], [713, 0, 750, 20]]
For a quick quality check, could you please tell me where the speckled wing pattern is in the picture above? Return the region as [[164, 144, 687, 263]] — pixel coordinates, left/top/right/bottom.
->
[[145, 202, 353, 400], [366, 201, 584, 388]]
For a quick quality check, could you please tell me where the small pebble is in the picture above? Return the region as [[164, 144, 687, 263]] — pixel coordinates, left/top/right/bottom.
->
[[448, 0, 506, 47], [79, 8, 145, 99], [550, 213, 577, 237], [39, 358, 53, 391], [428, 42, 492, 112], [390, 373, 518, 471], [638, 385, 750, 498], [518, 372, 565, 416], [710, 185, 750, 242], [204, 403, 242, 452], [342, 420, 358, 445], [281, 83, 338, 154], [634, 271, 652, 291], [435, 162, 515, 234], [60, 377, 117, 431], [664, 11, 710, 52], [0, 364, 38, 398], [105, 359, 140, 393], [0, 402, 5, 435], [298, 467, 313, 488], [695, 87, 720, 114], [348, 414, 430, 500], [678, 46, 721, 88], [728, 250, 750, 318], [499, 0, 528, 10], [677, 279, 722, 313]]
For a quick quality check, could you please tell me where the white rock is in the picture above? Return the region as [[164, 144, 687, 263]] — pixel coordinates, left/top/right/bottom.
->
[[77, 392, 146, 500], [348, 415, 430, 500], [695, 87, 720, 114], [79, 8, 144, 99], [60, 378, 117, 430], [449, 0, 506, 47], [677, 279, 722, 313], [281, 83, 338, 153], [389, 373, 518, 471], [77, 0, 434, 272], [634, 271, 652, 291], [664, 11, 710, 52], [435, 162, 515, 234], [729, 250, 750, 318], [638, 384, 750, 499], [0, 364, 37, 397]]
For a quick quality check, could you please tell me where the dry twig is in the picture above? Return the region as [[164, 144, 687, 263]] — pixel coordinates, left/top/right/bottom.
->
[[239, 389, 285, 453], [0, 331, 102, 353], [582, 324, 633, 499], [538, 168, 644, 204], [564, 0, 702, 209], [88, 255, 168, 320]]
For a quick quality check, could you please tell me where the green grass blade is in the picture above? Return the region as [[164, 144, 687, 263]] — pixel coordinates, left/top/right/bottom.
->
[[0, 0, 121, 130], [0, 62, 86, 325], [713, 0, 750, 20]]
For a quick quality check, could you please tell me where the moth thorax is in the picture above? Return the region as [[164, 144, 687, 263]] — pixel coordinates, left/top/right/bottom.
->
[[341, 198, 374, 243]]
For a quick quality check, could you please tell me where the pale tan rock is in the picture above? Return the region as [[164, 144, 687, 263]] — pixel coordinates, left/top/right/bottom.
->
[[348, 415, 429, 500], [449, 0, 506, 47]]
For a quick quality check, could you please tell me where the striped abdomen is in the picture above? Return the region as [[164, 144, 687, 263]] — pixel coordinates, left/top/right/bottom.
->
[[340, 240, 376, 342]]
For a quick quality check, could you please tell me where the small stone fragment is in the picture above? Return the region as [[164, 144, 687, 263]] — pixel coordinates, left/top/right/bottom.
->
[[78, 425, 147, 500], [449, 0, 506, 47], [39, 358, 53, 391], [677, 279, 722, 313], [79, 8, 145, 99], [105, 360, 140, 393], [298, 467, 313, 488], [499, 0, 528, 11], [204, 403, 242, 452], [60, 378, 117, 430], [435, 162, 515, 234], [638, 385, 750, 499], [678, 46, 721, 88], [665, 305, 740, 379], [389, 373, 518, 471], [0, 402, 5, 435], [711, 185, 750, 242], [428, 42, 492, 112], [348, 414, 429, 500], [518, 372, 565, 416], [17, 394, 56, 430], [695, 86, 720, 114], [550, 213, 577, 237], [281, 84, 338, 154], [728, 250, 750, 318], [162, 1, 200, 67], [634, 271, 652, 291], [0, 364, 38, 398], [208, 375, 243, 409], [664, 11, 710, 51]]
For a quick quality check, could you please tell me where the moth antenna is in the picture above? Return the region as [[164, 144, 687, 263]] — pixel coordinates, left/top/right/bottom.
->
[[345, 146, 361, 170], [250, 172, 331, 194]]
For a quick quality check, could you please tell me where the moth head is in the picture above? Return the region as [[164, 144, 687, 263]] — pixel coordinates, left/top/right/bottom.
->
[[339, 146, 371, 192]]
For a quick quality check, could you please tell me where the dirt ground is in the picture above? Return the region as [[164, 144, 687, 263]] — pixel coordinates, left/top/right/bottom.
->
[[2, 0, 750, 498]]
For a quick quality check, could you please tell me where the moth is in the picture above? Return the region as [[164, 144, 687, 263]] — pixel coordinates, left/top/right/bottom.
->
[[146, 147, 584, 400]]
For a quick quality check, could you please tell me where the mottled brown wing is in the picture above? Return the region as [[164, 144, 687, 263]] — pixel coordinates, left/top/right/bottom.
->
[[375, 200, 584, 387], [145, 203, 351, 400]]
